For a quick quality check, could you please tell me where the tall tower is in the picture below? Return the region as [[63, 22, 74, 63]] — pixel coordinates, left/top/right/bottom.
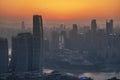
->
[[33, 15, 43, 73], [91, 19, 97, 33], [69, 24, 78, 50], [0, 37, 8, 74]]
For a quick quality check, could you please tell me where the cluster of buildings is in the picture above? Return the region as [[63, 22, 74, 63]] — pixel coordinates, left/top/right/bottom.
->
[[50, 19, 114, 51], [0, 15, 120, 80], [48, 19, 120, 65], [0, 15, 44, 74]]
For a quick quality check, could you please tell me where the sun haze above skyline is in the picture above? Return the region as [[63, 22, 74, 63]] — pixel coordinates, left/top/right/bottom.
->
[[0, 0, 120, 21]]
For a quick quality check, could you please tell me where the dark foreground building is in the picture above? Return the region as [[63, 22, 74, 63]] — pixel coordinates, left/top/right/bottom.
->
[[10, 33, 33, 72], [9, 15, 44, 74], [0, 37, 8, 74]]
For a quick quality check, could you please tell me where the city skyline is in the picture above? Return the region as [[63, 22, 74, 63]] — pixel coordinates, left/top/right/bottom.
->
[[0, 0, 120, 79], [0, 15, 120, 80]]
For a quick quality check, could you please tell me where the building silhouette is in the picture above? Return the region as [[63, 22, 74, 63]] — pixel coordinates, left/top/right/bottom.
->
[[91, 19, 97, 33], [72, 24, 78, 34], [9, 15, 44, 73], [21, 21, 26, 32], [51, 30, 59, 51], [69, 24, 79, 50], [44, 38, 50, 52], [59, 30, 67, 49], [33, 15, 43, 73], [0, 37, 8, 74], [10, 33, 33, 72], [106, 19, 113, 35]]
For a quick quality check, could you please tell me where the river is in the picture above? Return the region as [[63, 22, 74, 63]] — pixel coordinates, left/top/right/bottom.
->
[[44, 69, 120, 80]]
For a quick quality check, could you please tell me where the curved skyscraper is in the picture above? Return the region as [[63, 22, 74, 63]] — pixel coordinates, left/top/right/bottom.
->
[[33, 15, 43, 74]]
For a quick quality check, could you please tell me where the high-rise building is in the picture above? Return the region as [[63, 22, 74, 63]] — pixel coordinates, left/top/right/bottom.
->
[[0, 37, 8, 74], [73, 24, 78, 34], [10, 33, 33, 72], [91, 19, 97, 33], [44, 39, 49, 52], [69, 24, 79, 50], [51, 30, 59, 51], [59, 31, 67, 49], [69, 24, 78, 37], [33, 15, 43, 73], [106, 19, 113, 35]]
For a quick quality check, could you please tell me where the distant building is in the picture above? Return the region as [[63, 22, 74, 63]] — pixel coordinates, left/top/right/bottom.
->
[[69, 24, 78, 38], [10, 33, 33, 72], [69, 24, 79, 50], [51, 30, 59, 51], [44, 38, 50, 52], [59, 30, 67, 49], [0, 37, 8, 74], [80, 26, 90, 33], [97, 29, 105, 35], [21, 21, 26, 32], [91, 19, 97, 33], [33, 15, 43, 73], [72, 24, 78, 34], [106, 19, 113, 35]]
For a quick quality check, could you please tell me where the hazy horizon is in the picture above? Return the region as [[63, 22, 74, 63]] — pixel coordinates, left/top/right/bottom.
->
[[0, 19, 120, 29]]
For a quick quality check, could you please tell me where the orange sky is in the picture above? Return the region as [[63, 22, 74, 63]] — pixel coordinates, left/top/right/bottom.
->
[[0, 0, 120, 21]]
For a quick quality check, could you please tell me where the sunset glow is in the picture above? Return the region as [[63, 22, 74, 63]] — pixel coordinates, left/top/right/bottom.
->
[[0, 0, 120, 21]]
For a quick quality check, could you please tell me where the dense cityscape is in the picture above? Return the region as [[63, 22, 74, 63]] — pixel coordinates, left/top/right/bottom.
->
[[0, 15, 120, 80]]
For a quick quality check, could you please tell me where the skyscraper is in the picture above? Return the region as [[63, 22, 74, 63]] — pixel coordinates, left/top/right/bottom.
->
[[69, 24, 79, 50], [51, 30, 59, 51], [10, 33, 33, 72], [59, 30, 67, 49], [33, 15, 43, 73], [73, 24, 78, 34], [0, 37, 8, 74], [106, 19, 113, 35], [91, 19, 97, 33]]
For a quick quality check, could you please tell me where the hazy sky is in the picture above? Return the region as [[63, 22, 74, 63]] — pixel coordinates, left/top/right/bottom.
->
[[0, 0, 120, 28]]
